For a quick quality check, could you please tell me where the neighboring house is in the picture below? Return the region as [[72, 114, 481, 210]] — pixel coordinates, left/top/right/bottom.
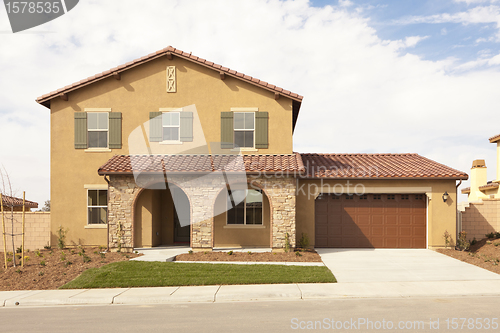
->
[[459, 134, 500, 239], [36, 46, 467, 251], [0, 194, 38, 211]]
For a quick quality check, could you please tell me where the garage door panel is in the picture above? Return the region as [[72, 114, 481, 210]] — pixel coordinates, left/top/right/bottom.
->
[[315, 193, 426, 249]]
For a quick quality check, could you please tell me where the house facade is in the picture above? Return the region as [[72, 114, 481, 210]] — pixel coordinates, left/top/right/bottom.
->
[[37, 46, 467, 251]]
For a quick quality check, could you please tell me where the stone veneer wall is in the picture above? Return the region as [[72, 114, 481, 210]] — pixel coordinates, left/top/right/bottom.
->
[[0, 212, 50, 250], [461, 199, 500, 240], [107, 173, 296, 250]]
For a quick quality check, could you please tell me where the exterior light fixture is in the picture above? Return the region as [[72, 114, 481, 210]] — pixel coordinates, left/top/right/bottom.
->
[[442, 191, 449, 202]]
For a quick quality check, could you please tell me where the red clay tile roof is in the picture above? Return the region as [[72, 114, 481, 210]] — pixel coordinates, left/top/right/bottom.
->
[[300, 153, 468, 179], [98, 154, 305, 175], [461, 187, 470, 194], [479, 183, 499, 191], [36, 46, 303, 108], [489, 133, 500, 143], [1, 194, 38, 208]]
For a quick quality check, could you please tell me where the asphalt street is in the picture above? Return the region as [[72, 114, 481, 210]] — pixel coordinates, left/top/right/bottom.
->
[[0, 296, 498, 333]]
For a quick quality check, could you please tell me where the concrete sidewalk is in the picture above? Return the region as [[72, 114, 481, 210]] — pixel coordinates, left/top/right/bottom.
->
[[2, 280, 500, 307]]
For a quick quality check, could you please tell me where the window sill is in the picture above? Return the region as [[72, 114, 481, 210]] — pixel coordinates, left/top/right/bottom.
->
[[84, 148, 112, 153], [85, 224, 107, 229], [231, 148, 258, 152], [159, 141, 183, 145], [223, 225, 265, 229]]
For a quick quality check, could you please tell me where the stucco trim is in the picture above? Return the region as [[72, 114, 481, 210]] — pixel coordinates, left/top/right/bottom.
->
[[223, 225, 266, 229], [84, 108, 111, 112], [230, 107, 259, 111], [84, 184, 108, 190]]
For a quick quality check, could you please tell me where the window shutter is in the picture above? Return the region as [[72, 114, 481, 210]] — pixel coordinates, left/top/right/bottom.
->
[[180, 112, 193, 142], [220, 112, 234, 149], [255, 111, 268, 149], [74, 112, 87, 149], [108, 112, 122, 149], [149, 112, 162, 142]]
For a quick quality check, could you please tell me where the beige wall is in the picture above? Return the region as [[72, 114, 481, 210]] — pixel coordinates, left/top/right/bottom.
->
[[461, 199, 500, 240], [213, 189, 271, 247], [296, 179, 458, 249], [0, 212, 50, 251], [50, 55, 294, 246]]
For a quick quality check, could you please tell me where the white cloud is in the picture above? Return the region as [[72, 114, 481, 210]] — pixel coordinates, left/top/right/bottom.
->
[[0, 0, 499, 204]]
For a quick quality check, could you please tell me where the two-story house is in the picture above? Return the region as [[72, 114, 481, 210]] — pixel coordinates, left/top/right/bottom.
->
[[37, 46, 467, 251]]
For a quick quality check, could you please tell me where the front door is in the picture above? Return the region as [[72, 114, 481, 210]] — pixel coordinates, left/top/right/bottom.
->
[[174, 211, 190, 243]]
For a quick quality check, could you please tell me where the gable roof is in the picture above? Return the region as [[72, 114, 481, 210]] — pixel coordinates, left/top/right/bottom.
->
[[300, 153, 468, 179], [98, 154, 305, 175], [1, 194, 38, 208], [36, 46, 303, 108]]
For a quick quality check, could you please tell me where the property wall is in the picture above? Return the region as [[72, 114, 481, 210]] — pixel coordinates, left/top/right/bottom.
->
[[0, 212, 50, 251], [49, 55, 295, 247], [461, 199, 500, 240], [296, 179, 458, 249]]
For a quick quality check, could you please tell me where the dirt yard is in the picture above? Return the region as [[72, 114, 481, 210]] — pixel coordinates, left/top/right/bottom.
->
[[0, 247, 141, 290], [437, 237, 500, 274], [176, 249, 322, 262]]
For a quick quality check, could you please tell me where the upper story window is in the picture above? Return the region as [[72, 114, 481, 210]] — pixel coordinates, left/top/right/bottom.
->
[[234, 112, 255, 148], [162, 112, 180, 141], [87, 112, 109, 148], [220, 110, 268, 150], [74, 110, 122, 150]]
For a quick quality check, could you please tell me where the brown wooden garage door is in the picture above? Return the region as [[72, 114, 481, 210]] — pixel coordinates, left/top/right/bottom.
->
[[315, 193, 426, 248]]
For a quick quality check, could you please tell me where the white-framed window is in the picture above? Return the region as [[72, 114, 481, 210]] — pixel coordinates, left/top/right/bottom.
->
[[87, 189, 108, 224], [87, 112, 109, 148], [226, 189, 263, 225], [162, 112, 180, 141], [234, 112, 255, 148]]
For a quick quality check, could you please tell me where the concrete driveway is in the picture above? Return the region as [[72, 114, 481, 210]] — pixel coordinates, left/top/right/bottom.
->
[[316, 248, 500, 283]]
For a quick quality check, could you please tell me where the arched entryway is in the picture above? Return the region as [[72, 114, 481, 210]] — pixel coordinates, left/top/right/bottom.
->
[[213, 184, 271, 248], [133, 183, 190, 248]]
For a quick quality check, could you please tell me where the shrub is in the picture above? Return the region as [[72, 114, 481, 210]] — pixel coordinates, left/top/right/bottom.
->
[[39, 260, 46, 266], [247, 251, 252, 255], [471, 238, 477, 246], [188, 250, 193, 255], [228, 250, 233, 255], [64, 261, 73, 267], [295, 251, 302, 257], [456, 231, 470, 251], [44, 244, 51, 250], [38, 271, 44, 276], [57, 226, 67, 249], [82, 255, 91, 263], [443, 230, 452, 249], [284, 233, 290, 253], [35, 250, 43, 258], [16, 246, 22, 254], [298, 233, 310, 250]]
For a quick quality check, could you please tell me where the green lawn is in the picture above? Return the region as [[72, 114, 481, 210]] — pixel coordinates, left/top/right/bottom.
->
[[60, 261, 336, 289]]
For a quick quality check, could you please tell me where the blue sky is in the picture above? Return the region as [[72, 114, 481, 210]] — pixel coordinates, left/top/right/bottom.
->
[[1, 0, 500, 206]]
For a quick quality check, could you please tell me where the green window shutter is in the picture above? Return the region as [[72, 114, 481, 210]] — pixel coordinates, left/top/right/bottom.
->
[[255, 111, 269, 149], [74, 112, 87, 149], [180, 112, 193, 142], [108, 112, 122, 149], [221, 112, 234, 149], [149, 112, 162, 142]]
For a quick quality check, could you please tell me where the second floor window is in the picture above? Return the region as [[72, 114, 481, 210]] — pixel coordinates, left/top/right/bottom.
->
[[162, 112, 180, 141], [87, 112, 109, 148], [234, 112, 255, 148]]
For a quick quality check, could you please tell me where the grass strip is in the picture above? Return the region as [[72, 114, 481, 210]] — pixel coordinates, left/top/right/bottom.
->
[[60, 261, 336, 289]]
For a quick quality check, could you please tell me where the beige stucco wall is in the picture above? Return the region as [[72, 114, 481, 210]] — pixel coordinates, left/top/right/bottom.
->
[[296, 179, 458, 249], [213, 189, 271, 247], [461, 199, 500, 240], [0, 212, 50, 251], [50, 55, 294, 247]]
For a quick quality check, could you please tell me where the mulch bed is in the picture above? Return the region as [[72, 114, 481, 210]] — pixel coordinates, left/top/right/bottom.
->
[[0, 247, 141, 291], [175, 249, 322, 262], [437, 237, 500, 274]]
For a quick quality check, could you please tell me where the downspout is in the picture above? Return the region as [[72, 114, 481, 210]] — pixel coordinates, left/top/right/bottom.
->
[[104, 175, 110, 252], [456, 179, 463, 244]]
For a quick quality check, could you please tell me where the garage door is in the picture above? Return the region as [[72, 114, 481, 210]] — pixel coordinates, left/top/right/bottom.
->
[[315, 193, 426, 248]]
